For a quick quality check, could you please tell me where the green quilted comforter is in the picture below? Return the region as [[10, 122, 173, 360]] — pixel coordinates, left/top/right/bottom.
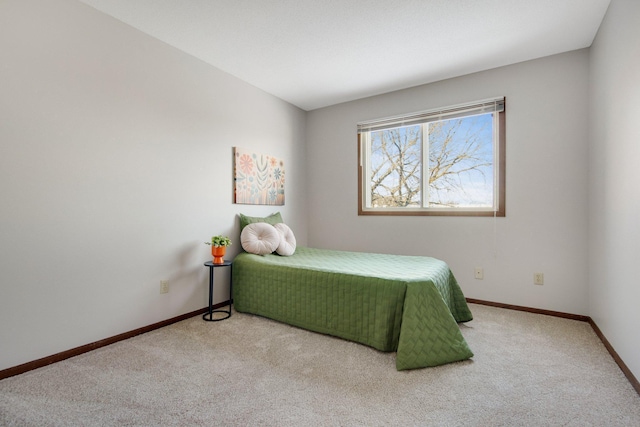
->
[[232, 247, 473, 370]]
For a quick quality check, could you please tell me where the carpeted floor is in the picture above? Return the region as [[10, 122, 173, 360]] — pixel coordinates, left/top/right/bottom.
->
[[1, 303, 639, 426]]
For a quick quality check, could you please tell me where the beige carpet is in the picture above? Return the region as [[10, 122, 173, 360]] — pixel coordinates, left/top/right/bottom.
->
[[1, 303, 639, 426]]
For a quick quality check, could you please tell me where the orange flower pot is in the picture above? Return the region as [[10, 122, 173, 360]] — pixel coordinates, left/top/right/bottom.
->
[[212, 246, 226, 264]]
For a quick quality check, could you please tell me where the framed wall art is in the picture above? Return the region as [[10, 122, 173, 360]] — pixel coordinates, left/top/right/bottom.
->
[[234, 147, 285, 205]]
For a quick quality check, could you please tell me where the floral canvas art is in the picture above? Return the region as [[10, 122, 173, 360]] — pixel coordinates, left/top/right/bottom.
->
[[234, 147, 285, 205]]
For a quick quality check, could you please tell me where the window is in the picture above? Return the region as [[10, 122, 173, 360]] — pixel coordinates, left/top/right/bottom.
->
[[358, 97, 505, 216]]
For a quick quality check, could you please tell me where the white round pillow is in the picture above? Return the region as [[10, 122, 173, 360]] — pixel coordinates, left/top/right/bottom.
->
[[273, 223, 296, 256], [240, 222, 280, 255]]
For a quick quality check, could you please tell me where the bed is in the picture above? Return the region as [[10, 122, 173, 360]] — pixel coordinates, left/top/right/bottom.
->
[[232, 246, 474, 370]]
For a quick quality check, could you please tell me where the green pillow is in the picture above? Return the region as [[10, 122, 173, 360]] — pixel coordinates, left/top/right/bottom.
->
[[239, 212, 283, 231]]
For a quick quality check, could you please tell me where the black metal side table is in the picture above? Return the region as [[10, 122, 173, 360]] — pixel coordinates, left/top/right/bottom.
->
[[203, 260, 232, 321]]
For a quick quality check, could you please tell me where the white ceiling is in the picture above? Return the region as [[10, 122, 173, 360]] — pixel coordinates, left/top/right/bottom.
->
[[78, 0, 611, 111]]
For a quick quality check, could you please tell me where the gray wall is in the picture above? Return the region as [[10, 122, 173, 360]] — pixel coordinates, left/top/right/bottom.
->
[[0, 0, 307, 371], [307, 50, 590, 316], [588, 0, 640, 383]]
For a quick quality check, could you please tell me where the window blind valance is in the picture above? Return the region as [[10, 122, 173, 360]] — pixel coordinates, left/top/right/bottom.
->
[[357, 97, 505, 133]]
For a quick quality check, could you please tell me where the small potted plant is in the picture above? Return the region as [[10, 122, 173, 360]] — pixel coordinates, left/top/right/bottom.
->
[[205, 235, 232, 264]]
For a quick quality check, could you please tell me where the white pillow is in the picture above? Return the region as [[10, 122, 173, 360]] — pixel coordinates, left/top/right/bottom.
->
[[273, 223, 296, 256], [240, 222, 280, 255]]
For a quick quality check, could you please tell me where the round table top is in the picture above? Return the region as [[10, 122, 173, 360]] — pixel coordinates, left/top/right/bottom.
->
[[204, 260, 232, 267]]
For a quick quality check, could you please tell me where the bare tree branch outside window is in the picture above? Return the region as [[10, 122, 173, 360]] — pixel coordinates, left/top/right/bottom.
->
[[369, 114, 494, 208]]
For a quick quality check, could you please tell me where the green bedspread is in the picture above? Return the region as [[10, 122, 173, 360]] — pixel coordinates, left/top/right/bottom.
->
[[232, 247, 473, 370]]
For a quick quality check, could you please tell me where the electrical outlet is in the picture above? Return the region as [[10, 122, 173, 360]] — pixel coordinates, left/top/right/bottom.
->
[[474, 268, 484, 280], [534, 273, 544, 286], [160, 280, 169, 294]]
